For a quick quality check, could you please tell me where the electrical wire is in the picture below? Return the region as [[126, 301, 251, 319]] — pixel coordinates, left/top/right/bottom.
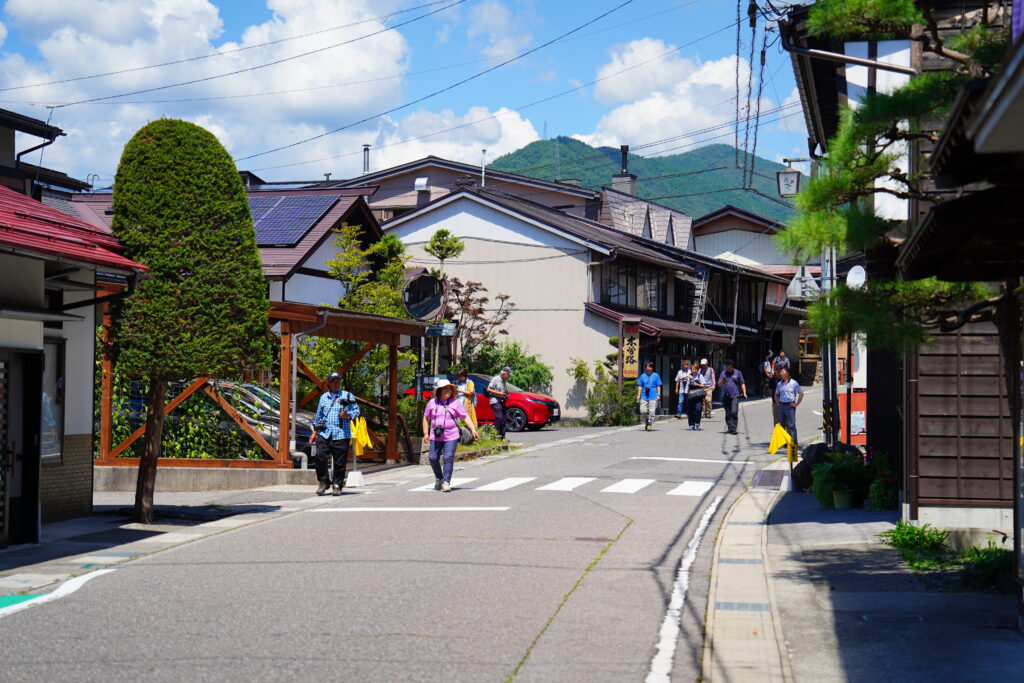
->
[[0, 0, 702, 108], [50, 0, 466, 109], [747, 27, 770, 189], [0, 0, 454, 94], [248, 15, 744, 172], [734, 0, 743, 168], [740, 4, 758, 188], [235, 0, 637, 162]]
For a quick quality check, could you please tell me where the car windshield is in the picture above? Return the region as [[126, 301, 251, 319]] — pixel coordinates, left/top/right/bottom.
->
[[470, 374, 524, 393], [244, 384, 280, 409]]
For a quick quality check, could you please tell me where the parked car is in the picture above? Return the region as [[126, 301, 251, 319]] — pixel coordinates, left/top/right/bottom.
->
[[405, 373, 560, 432]]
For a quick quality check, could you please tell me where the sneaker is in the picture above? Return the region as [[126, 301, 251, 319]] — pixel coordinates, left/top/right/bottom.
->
[[331, 485, 342, 496], [689, 425, 695, 431], [442, 481, 452, 493], [316, 482, 329, 496], [434, 478, 443, 491], [695, 425, 702, 431]]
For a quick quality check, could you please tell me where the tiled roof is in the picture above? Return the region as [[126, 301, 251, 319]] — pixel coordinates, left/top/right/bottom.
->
[[67, 188, 379, 278], [584, 302, 732, 344], [0, 185, 143, 272], [601, 187, 695, 248]]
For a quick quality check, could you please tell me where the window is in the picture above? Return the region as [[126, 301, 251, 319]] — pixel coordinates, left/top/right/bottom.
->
[[41, 340, 65, 461], [600, 261, 666, 313]]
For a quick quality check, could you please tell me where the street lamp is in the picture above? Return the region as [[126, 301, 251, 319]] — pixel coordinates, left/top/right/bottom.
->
[[777, 158, 808, 198]]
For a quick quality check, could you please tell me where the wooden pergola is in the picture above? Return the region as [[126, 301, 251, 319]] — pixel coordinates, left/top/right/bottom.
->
[[95, 300, 426, 469]]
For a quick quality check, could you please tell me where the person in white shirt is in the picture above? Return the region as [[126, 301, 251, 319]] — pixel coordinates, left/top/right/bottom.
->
[[674, 360, 692, 418], [697, 358, 716, 418]]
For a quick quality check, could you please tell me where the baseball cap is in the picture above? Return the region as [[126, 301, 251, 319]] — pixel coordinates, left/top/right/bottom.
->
[[327, 371, 342, 382], [700, 358, 708, 365], [501, 366, 512, 375]]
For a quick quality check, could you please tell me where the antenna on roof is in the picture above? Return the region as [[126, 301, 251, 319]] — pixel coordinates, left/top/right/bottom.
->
[[324, 173, 331, 181], [481, 148, 487, 188], [362, 144, 371, 174]]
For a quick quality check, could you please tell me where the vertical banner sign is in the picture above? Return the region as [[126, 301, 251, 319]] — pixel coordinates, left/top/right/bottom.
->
[[622, 325, 640, 380]]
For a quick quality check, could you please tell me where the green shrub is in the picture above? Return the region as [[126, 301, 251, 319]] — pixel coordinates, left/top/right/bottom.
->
[[865, 476, 899, 511], [959, 542, 1014, 592], [463, 340, 553, 393], [878, 520, 950, 569], [583, 363, 636, 426], [810, 451, 872, 508]]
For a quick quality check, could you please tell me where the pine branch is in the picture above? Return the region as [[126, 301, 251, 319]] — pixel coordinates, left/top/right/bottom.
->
[[918, 4, 980, 75]]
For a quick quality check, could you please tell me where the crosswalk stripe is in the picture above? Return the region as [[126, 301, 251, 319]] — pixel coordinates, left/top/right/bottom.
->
[[472, 477, 537, 491], [601, 478, 656, 494], [410, 477, 478, 491], [535, 477, 595, 491], [666, 481, 715, 496]]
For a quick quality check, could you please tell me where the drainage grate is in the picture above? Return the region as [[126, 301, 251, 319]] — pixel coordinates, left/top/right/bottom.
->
[[751, 469, 786, 489]]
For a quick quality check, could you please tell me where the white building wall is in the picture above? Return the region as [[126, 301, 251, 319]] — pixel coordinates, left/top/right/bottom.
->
[[388, 199, 617, 418], [694, 230, 791, 264], [60, 274, 97, 435], [0, 254, 44, 350], [282, 273, 344, 306]]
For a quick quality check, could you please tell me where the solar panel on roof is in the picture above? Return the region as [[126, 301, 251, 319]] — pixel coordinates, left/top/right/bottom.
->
[[248, 194, 339, 247]]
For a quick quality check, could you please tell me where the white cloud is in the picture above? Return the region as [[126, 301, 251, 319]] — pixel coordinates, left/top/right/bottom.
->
[[0, 0, 433, 181], [466, 0, 532, 61], [593, 38, 695, 104], [578, 53, 772, 157]]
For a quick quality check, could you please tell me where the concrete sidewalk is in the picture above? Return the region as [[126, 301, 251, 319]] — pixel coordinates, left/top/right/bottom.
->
[[704, 462, 1024, 682]]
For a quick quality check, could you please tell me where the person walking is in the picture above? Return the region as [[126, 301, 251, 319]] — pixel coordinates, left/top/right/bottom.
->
[[422, 380, 478, 492], [686, 364, 707, 431], [636, 361, 662, 431], [455, 368, 477, 429], [309, 371, 360, 496], [487, 366, 512, 441], [716, 359, 747, 435], [761, 351, 775, 399], [674, 360, 691, 419], [697, 358, 715, 418], [774, 366, 804, 443]]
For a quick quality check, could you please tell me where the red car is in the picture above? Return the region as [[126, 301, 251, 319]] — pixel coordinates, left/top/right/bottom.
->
[[406, 373, 560, 432]]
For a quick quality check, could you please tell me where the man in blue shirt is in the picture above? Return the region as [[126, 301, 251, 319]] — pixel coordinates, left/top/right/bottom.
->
[[636, 361, 662, 431], [308, 371, 360, 495], [773, 366, 804, 443], [716, 359, 747, 435]]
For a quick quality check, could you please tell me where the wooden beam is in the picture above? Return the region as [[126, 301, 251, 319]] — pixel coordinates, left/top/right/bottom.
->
[[278, 321, 292, 465], [387, 343, 398, 462], [202, 385, 279, 461], [109, 377, 210, 459], [297, 342, 374, 410]]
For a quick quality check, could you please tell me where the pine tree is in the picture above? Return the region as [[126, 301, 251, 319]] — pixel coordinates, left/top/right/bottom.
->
[[110, 119, 272, 523]]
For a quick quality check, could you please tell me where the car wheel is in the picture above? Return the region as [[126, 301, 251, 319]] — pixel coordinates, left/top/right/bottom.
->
[[526, 423, 544, 431], [505, 407, 528, 432]]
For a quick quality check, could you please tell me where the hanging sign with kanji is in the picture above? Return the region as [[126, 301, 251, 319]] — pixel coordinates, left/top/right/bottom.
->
[[622, 325, 640, 380]]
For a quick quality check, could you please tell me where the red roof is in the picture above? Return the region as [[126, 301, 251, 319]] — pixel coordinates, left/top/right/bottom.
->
[[0, 185, 143, 272]]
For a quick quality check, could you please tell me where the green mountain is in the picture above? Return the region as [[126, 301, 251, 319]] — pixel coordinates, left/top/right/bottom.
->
[[490, 138, 798, 222]]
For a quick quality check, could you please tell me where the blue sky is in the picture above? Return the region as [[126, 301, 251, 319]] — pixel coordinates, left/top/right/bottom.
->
[[0, 0, 807, 184]]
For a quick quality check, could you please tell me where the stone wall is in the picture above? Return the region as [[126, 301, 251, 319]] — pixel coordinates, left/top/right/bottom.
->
[[39, 433, 93, 523]]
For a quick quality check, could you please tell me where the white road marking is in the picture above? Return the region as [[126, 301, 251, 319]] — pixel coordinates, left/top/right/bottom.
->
[[632, 457, 754, 464], [311, 507, 509, 512], [409, 477, 477, 491], [471, 477, 536, 491], [646, 496, 724, 683], [601, 478, 656, 494], [0, 569, 118, 620], [812, 410, 823, 416], [666, 481, 715, 497], [535, 477, 596, 491]]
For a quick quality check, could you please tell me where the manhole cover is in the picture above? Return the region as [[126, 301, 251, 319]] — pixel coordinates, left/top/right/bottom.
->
[[751, 469, 786, 489]]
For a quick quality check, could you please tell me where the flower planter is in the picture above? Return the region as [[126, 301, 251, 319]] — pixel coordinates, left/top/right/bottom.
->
[[832, 489, 853, 510]]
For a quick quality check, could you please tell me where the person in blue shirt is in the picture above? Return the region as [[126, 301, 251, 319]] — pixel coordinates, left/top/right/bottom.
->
[[635, 361, 662, 431], [308, 371, 360, 496], [716, 359, 747, 435], [773, 366, 804, 443]]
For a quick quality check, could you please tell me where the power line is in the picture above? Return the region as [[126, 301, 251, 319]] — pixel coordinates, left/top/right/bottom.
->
[[734, 0, 742, 168], [0, 0, 702, 108], [740, 4, 758, 188], [0, 0, 454, 94], [236, 0, 637, 162], [747, 26, 770, 189], [249, 13, 743, 172], [50, 0, 466, 109]]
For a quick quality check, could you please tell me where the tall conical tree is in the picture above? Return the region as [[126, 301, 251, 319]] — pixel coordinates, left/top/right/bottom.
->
[[111, 119, 272, 523]]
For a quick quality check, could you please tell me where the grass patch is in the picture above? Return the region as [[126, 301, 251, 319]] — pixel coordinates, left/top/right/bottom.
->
[[878, 521, 1014, 592]]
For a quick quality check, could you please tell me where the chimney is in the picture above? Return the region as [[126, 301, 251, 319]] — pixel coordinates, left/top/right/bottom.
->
[[611, 144, 636, 196], [362, 144, 371, 174]]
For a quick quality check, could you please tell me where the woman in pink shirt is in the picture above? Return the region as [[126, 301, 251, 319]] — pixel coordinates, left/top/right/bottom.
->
[[422, 379, 478, 492]]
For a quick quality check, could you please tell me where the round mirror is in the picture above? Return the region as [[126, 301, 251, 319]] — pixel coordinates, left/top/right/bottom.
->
[[402, 274, 444, 320], [845, 265, 866, 290]]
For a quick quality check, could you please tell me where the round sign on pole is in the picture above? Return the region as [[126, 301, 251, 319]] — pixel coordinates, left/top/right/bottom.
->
[[402, 274, 444, 321]]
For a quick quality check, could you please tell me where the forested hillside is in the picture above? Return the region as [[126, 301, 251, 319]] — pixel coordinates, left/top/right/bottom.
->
[[490, 138, 798, 222]]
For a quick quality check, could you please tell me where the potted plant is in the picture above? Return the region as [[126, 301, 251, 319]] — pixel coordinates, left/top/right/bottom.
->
[[811, 451, 869, 509]]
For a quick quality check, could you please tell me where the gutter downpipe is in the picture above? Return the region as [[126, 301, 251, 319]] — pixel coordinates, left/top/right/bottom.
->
[[780, 33, 917, 76], [58, 271, 139, 312], [15, 137, 57, 168], [290, 310, 329, 462]]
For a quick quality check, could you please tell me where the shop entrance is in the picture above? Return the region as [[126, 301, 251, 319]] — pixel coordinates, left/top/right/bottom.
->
[[0, 349, 41, 548]]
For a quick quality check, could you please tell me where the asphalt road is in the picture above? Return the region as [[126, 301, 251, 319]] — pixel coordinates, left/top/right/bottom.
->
[[3, 393, 821, 682]]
